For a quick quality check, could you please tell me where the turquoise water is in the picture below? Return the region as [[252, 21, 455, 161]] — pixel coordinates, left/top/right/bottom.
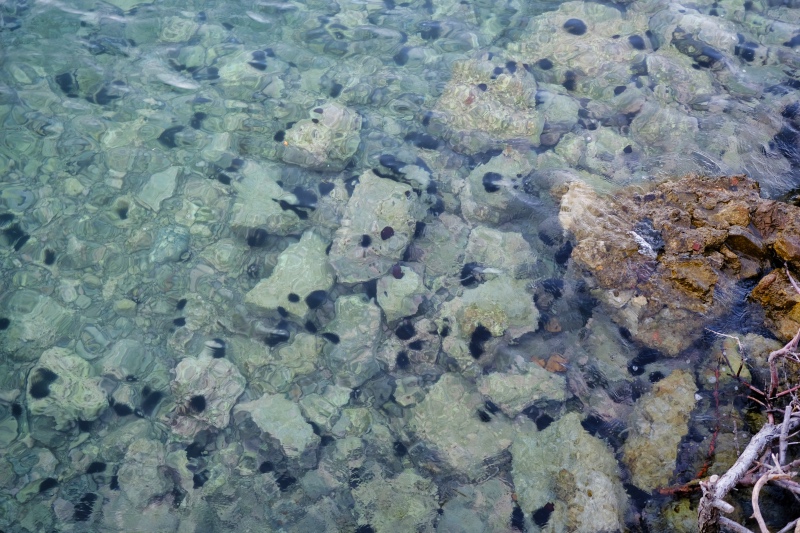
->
[[1, 0, 800, 530]]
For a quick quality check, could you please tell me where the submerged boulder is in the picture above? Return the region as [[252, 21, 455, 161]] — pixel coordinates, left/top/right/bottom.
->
[[622, 369, 697, 491], [512, 412, 628, 532]]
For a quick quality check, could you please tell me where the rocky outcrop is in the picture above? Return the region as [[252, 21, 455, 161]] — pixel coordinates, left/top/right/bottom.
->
[[559, 174, 800, 354]]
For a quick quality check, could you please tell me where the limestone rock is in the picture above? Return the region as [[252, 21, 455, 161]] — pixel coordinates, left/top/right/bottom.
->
[[464, 226, 536, 280], [281, 102, 361, 171], [512, 412, 627, 532], [0, 290, 74, 362], [137, 166, 180, 212], [27, 348, 107, 431], [459, 148, 537, 225], [376, 266, 427, 323], [322, 295, 383, 387], [234, 393, 319, 466], [352, 469, 438, 532], [329, 170, 426, 283], [477, 363, 566, 417], [431, 57, 543, 154], [245, 231, 334, 318], [229, 161, 308, 236], [169, 355, 246, 437], [622, 369, 697, 491], [409, 373, 514, 480]]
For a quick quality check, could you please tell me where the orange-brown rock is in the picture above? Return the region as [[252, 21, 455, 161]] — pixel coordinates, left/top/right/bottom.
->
[[560, 174, 800, 353], [751, 269, 800, 341]]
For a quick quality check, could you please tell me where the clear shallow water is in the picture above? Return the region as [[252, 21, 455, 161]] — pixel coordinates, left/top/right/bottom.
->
[[1, 0, 800, 531]]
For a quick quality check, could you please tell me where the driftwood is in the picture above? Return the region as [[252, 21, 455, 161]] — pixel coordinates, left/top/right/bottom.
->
[[697, 267, 800, 533]]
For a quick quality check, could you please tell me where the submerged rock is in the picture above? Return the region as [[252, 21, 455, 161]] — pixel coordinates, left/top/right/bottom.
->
[[464, 226, 536, 280], [622, 369, 697, 491], [512, 412, 628, 532], [0, 291, 74, 362], [409, 373, 514, 480], [322, 294, 383, 387], [27, 348, 107, 431], [245, 231, 334, 318], [352, 468, 439, 532], [477, 362, 566, 417], [234, 393, 319, 468], [431, 57, 543, 154], [329, 170, 427, 283], [169, 355, 246, 437], [375, 266, 428, 323], [281, 102, 361, 171]]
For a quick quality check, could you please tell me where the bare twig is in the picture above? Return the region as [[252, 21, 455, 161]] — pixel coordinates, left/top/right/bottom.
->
[[781, 405, 793, 466], [752, 471, 794, 533], [720, 516, 756, 533]]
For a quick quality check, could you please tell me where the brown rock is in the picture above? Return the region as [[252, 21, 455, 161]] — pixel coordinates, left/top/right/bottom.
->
[[725, 225, 765, 259], [774, 233, 800, 270], [751, 269, 800, 342]]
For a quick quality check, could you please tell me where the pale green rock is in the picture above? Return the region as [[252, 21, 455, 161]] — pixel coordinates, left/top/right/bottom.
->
[[137, 166, 179, 212], [113, 298, 137, 318], [477, 363, 566, 417], [234, 393, 319, 466], [229, 161, 307, 236], [431, 57, 543, 154], [323, 295, 383, 387], [555, 129, 632, 183], [245, 231, 334, 317], [438, 479, 515, 533], [412, 213, 470, 293], [465, 226, 536, 280], [507, 2, 648, 99], [200, 238, 247, 274], [170, 355, 246, 437], [409, 373, 514, 480], [646, 50, 715, 105], [329, 170, 427, 283], [0, 290, 74, 362], [99, 339, 151, 381], [299, 385, 352, 431], [630, 102, 699, 154], [27, 348, 107, 431], [512, 412, 628, 532], [441, 275, 540, 340], [352, 468, 438, 532], [460, 147, 537, 225], [282, 102, 362, 171], [622, 369, 697, 491], [376, 266, 427, 322]]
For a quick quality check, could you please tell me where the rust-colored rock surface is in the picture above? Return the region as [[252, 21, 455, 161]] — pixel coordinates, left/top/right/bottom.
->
[[559, 174, 800, 354]]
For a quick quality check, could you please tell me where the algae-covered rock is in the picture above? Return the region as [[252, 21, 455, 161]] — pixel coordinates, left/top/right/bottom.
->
[[431, 57, 543, 154], [169, 355, 246, 437], [0, 290, 74, 362], [229, 161, 308, 236], [512, 412, 627, 532], [460, 147, 537, 225], [464, 226, 536, 280], [234, 393, 319, 467], [27, 348, 107, 431], [281, 102, 361, 171], [477, 362, 566, 417], [322, 295, 383, 387], [245, 231, 334, 318], [352, 468, 438, 532], [376, 266, 427, 322], [622, 369, 696, 491], [409, 373, 514, 480], [329, 170, 427, 283]]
